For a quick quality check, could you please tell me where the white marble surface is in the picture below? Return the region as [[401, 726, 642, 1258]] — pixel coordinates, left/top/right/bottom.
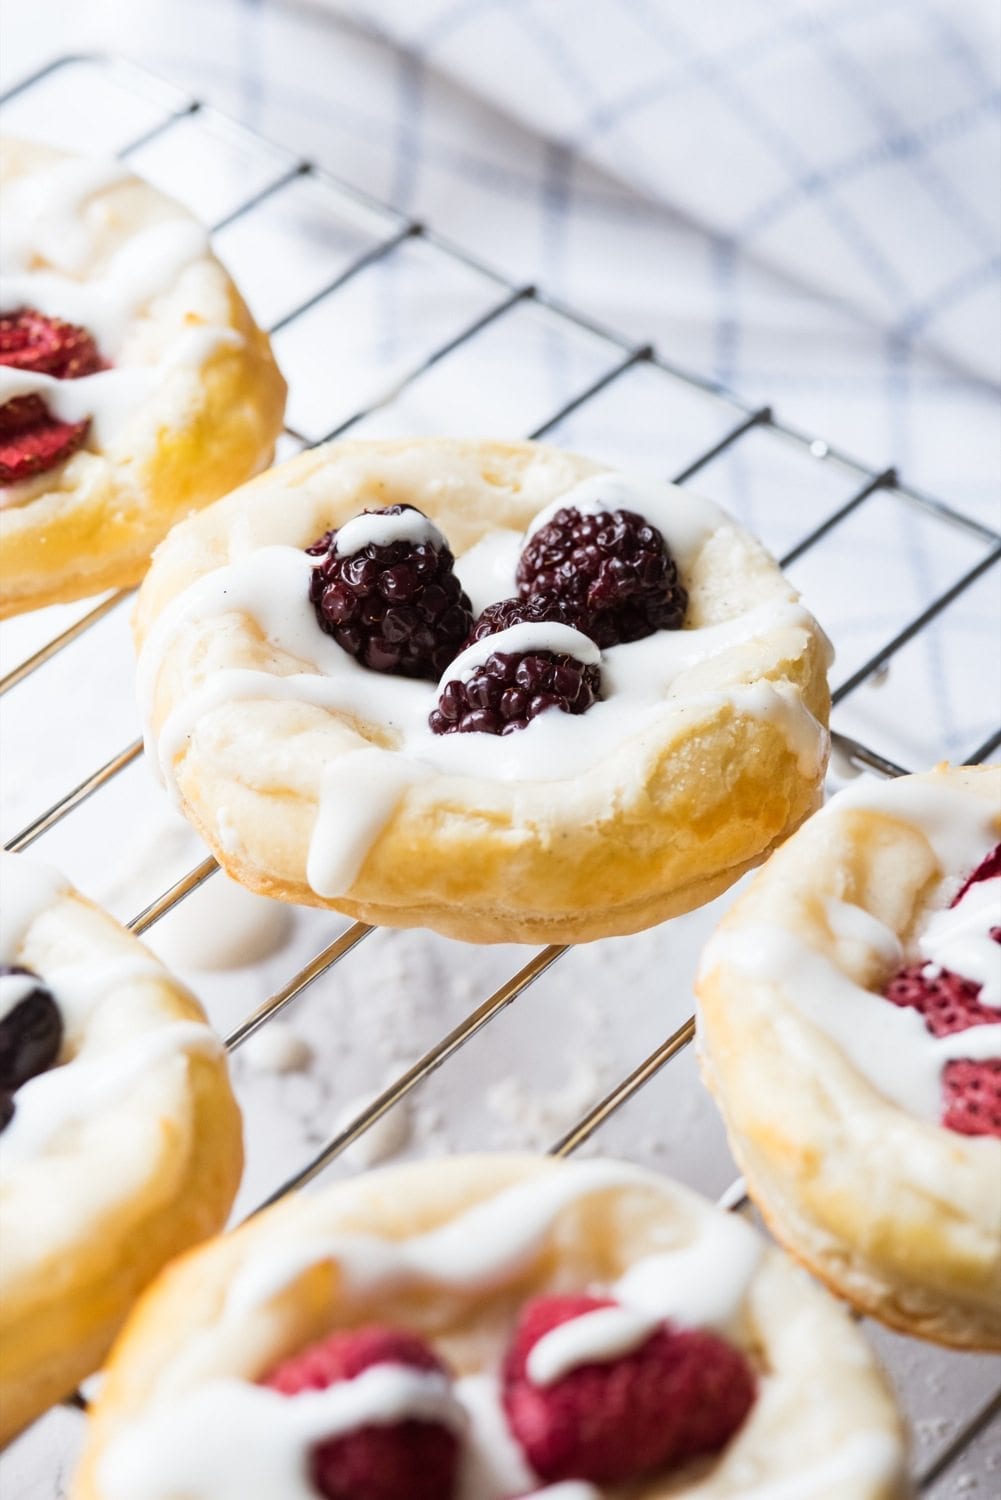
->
[[1, 4, 999, 1495]]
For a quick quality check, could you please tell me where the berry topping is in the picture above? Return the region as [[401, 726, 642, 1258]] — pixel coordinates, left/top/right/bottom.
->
[[429, 596, 601, 737], [502, 1294, 756, 1485], [0, 1091, 13, 1134], [0, 966, 63, 1093], [952, 841, 1001, 909], [308, 506, 474, 680], [884, 964, 1000, 1038], [884, 942, 1001, 1137], [263, 1325, 460, 1500], [0, 307, 105, 485], [0, 308, 104, 379], [517, 505, 687, 649]]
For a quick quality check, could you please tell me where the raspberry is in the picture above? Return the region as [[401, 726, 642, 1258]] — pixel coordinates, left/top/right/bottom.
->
[[0, 308, 104, 378], [429, 595, 601, 737], [0, 417, 90, 485], [952, 841, 1001, 909], [0, 966, 63, 1092], [308, 506, 473, 680], [884, 964, 999, 1038], [502, 1295, 756, 1485], [263, 1325, 460, 1500], [884, 955, 1001, 1139], [517, 505, 687, 649], [0, 307, 104, 484]]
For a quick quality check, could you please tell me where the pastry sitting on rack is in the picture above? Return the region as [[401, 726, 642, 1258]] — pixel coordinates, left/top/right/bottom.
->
[[73, 1153, 908, 1499], [696, 763, 1001, 1350], [0, 136, 286, 616], [135, 437, 832, 943], [0, 850, 243, 1444]]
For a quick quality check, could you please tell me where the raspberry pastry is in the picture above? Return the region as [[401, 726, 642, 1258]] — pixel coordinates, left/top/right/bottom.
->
[[0, 850, 243, 1442], [73, 1154, 907, 1499], [696, 764, 1001, 1349], [0, 136, 286, 616], [134, 438, 831, 943]]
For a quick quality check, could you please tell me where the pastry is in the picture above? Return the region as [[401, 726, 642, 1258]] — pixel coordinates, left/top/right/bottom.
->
[[696, 763, 1001, 1349], [0, 850, 243, 1442], [73, 1153, 908, 1498], [0, 136, 286, 616], [134, 438, 832, 943]]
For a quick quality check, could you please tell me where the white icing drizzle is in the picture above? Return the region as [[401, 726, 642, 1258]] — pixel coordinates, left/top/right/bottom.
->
[[0, 155, 244, 483], [332, 508, 446, 556], [100, 1163, 763, 1499], [0, 1020, 220, 1168], [528, 1208, 761, 1386], [99, 1368, 467, 1500], [706, 923, 1001, 1121], [822, 773, 998, 873], [137, 475, 828, 899], [440, 622, 602, 690], [0, 850, 68, 960], [0, 972, 39, 1023], [0, 156, 130, 274], [455, 1373, 538, 1499], [920, 877, 1001, 1006], [455, 529, 522, 615], [527, 1306, 661, 1387]]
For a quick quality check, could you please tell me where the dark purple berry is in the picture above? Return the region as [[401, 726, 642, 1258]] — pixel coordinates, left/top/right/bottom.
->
[[0, 1091, 13, 1133], [0, 965, 63, 1091], [517, 505, 687, 648], [307, 505, 474, 680], [429, 596, 601, 737]]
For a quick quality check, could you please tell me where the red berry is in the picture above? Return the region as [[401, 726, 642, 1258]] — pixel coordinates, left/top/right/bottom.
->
[[263, 1326, 460, 1500], [308, 506, 473, 680], [517, 505, 687, 648], [0, 307, 104, 379], [502, 1295, 755, 1485], [0, 416, 90, 485], [0, 308, 105, 484], [884, 887, 1001, 1138], [429, 595, 600, 737], [951, 840, 1001, 909], [884, 965, 998, 1039]]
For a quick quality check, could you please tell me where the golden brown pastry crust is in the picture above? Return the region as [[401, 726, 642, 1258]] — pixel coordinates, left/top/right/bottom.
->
[[74, 1154, 908, 1499], [0, 137, 286, 616], [0, 864, 243, 1444], [696, 764, 1001, 1350], [134, 437, 831, 943]]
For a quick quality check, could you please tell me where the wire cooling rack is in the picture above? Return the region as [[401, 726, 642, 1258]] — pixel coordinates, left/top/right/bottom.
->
[[1, 52, 1000, 1498]]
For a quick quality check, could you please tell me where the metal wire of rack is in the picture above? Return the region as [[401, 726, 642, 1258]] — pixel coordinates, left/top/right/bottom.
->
[[1, 52, 1000, 1495]]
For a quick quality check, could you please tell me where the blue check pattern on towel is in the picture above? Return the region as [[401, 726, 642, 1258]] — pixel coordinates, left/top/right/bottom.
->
[[327, 0, 1001, 386]]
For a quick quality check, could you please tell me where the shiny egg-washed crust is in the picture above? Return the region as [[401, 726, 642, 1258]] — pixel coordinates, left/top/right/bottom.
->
[[0, 875, 243, 1445], [0, 137, 286, 616], [697, 765, 1001, 1350], [134, 438, 831, 944], [75, 1154, 908, 1499]]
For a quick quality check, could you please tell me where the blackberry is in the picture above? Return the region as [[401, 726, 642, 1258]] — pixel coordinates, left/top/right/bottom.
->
[[0, 965, 63, 1092], [517, 505, 687, 648], [429, 595, 601, 737], [0, 1091, 13, 1134], [308, 505, 473, 679]]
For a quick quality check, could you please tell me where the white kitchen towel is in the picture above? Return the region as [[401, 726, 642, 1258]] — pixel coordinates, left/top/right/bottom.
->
[[316, 0, 1001, 385]]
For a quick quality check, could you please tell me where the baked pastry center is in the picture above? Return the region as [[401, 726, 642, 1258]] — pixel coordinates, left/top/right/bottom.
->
[[135, 440, 833, 941]]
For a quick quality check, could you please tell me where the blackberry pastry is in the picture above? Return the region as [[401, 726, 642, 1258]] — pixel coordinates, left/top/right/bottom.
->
[[0, 851, 242, 1441], [135, 438, 832, 943]]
